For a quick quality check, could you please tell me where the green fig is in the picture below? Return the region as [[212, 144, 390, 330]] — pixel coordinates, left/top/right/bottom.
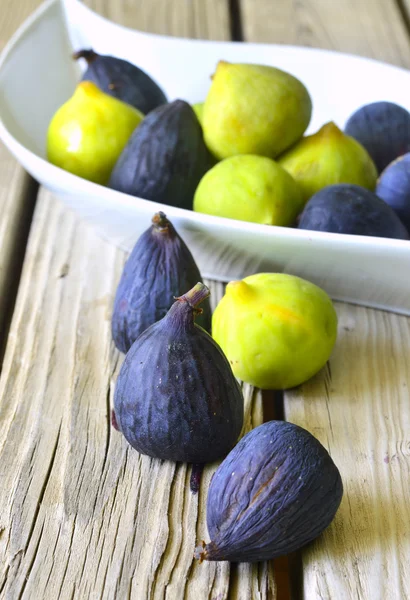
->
[[193, 154, 303, 226], [212, 273, 338, 390], [47, 81, 143, 184], [202, 61, 312, 160], [192, 102, 204, 126], [278, 122, 378, 204]]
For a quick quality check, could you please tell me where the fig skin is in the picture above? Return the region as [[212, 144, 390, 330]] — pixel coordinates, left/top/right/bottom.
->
[[193, 154, 303, 226], [109, 100, 215, 209], [112, 212, 211, 354], [196, 420, 343, 563], [278, 122, 378, 204], [114, 283, 244, 464], [376, 153, 410, 231], [212, 273, 338, 390], [47, 81, 143, 184], [202, 61, 312, 160], [344, 101, 410, 174], [192, 102, 204, 126], [298, 184, 409, 239], [73, 49, 167, 114]]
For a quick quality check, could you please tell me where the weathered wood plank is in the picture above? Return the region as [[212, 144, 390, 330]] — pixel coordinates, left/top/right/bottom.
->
[[0, 191, 276, 599], [241, 1, 410, 599], [84, 0, 231, 40], [284, 305, 410, 600], [240, 0, 410, 68], [0, 0, 43, 359], [0, 1, 277, 596], [0, 0, 42, 52]]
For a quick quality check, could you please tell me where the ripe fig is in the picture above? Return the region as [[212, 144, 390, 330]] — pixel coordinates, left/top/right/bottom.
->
[[109, 100, 214, 209], [195, 420, 343, 563], [202, 61, 312, 160], [113, 283, 244, 464], [192, 102, 204, 126], [112, 211, 211, 353], [193, 155, 303, 226], [278, 122, 378, 204], [73, 49, 167, 114], [344, 101, 410, 173], [376, 153, 410, 231], [47, 81, 143, 184], [212, 273, 337, 390], [298, 184, 409, 239]]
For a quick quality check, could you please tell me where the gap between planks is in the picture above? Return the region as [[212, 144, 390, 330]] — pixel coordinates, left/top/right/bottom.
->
[[0, 155, 38, 371]]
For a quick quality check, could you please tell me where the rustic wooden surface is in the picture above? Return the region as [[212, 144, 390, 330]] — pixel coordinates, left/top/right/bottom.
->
[[0, 190, 275, 599], [0, 0, 44, 362], [240, 0, 410, 68], [285, 306, 410, 600], [85, 0, 231, 40], [0, 1, 277, 598], [1, 0, 410, 599], [242, 1, 410, 599]]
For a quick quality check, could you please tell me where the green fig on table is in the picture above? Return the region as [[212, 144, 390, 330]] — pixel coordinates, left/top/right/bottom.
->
[[47, 81, 143, 184]]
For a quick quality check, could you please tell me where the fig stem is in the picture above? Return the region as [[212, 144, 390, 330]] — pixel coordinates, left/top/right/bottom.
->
[[72, 49, 99, 64], [190, 463, 204, 494], [151, 211, 169, 230], [194, 541, 207, 562], [178, 283, 210, 309]]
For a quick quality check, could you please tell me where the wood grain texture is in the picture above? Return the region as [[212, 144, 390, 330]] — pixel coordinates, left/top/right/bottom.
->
[[83, 0, 231, 40], [0, 190, 276, 599], [284, 305, 410, 600], [0, 0, 43, 52], [240, 0, 410, 67], [241, 1, 410, 599], [0, 0, 43, 356]]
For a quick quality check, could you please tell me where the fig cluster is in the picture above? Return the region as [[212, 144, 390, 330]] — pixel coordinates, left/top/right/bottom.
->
[[109, 211, 343, 564], [45, 50, 410, 240]]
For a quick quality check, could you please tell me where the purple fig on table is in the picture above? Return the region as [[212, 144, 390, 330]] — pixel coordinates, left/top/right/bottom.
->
[[113, 283, 244, 465], [111, 211, 211, 354], [195, 420, 343, 563]]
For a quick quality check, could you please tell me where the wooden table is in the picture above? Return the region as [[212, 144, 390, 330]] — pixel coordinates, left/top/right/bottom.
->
[[1, 1, 410, 599]]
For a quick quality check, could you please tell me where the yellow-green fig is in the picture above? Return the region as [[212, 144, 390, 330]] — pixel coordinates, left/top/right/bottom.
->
[[192, 102, 204, 126], [278, 121, 378, 204], [202, 61, 312, 160], [47, 81, 144, 184], [212, 273, 338, 390], [193, 154, 303, 226]]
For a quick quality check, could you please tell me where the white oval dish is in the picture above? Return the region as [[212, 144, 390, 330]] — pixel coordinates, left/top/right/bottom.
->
[[0, 0, 409, 313]]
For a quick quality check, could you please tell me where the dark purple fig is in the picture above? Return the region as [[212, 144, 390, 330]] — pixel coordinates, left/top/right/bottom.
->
[[298, 184, 409, 239], [195, 420, 343, 563], [112, 211, 211, 353], [344, 101, 410, 173], [108, 100, 215, 210], [376, 153, 410, 231], [73, 49, 167, 114], [113, 283, 244, 464]]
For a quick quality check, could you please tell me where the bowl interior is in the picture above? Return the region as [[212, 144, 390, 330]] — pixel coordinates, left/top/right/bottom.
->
[[1, 0, 410, 161]]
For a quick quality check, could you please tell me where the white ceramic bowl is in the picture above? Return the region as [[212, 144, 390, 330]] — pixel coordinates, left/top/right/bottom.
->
[[1, 0, 410, 313]]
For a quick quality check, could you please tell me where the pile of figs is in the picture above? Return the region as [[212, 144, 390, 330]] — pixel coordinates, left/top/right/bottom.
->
[[110, 209, 343, 564], [46, 50, 410, 240]]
